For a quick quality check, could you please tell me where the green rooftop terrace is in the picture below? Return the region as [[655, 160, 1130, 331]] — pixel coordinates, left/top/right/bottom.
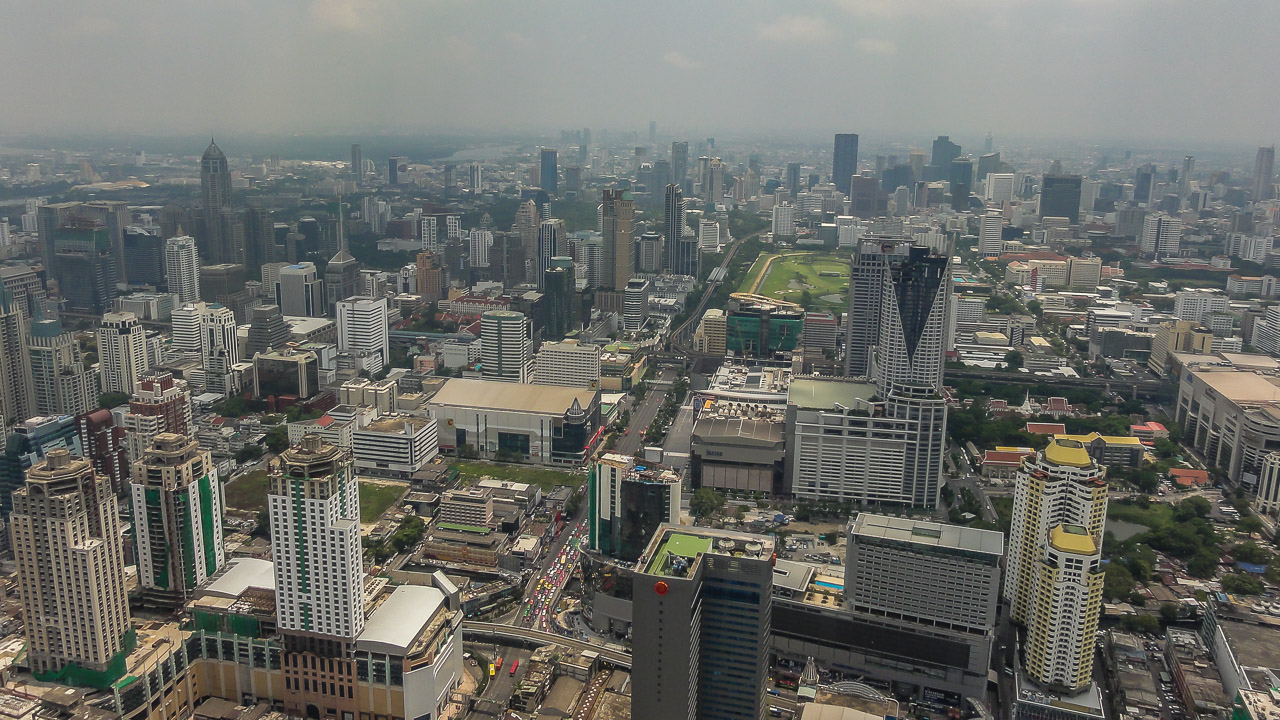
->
[[647, 533, 713, 576]]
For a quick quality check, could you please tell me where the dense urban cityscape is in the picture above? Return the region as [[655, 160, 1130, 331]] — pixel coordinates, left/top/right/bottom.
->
[[2, 5, 1280, 720]]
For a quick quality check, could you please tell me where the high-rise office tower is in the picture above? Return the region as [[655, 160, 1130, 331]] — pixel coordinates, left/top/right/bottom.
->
[[787, 162, 802, 197], [979, 208, 1004, 256], [123, 226, 166, 287], [97, 311, 149, 395], [671, 141, 689, 187], [950, 157, 974, 209], [201, 140, 233, 263], [1140, 213, 1183, 256], [120, 371, 193, 459], [540, 148, 558, 195], [1134, 164, 1156, 205], [976, 151, 1001, 183], [833, 133, 859, 195], [164, 235, 200, 304], [637, 232, 663, 274], [706, 158, 725, 204], [77, 408, 129, 495], [1254, 146, 1275, 201], [632, 525, 774, 720], [542, 257, 578, 341], [11, 449, 131, 680], [275, 262, 325, 317], [588, 453, 681, 562], [324, 212, 361, 317], [468, 163, 482, 191], [1040, 174, 1083, 224], [536, 219, 565, 290], [469, 228, 493, 268], [930, 135, 961, 170], [986, 173, 1016, 205], [1180, 155, 1195, 196], [49, 216, 120, 315], [350, 143, 362, 180], [199, 302, 241, 395], [664, 184, 696, 276], [245, 304, 292, 356], [601, 189, 634, 290], [1005, 437, 1108, 693], [29, 318, 94, 417], [336, 296, 389, 373], [269, 434, 364, 639], [514, 200, 540, 282], [480, 310, 533, 383], [387, 156, 405, 185], [983, 131, 994, 153], [0, 287, 33, 425], [844, 239, 910, 377], [130, 432, 225, 606]]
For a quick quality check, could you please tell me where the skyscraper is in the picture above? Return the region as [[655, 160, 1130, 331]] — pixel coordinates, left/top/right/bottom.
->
[[542, 257, 578, 341], [269, 434, 364, 639], [1180, 155, 1195, 196], [540, 148, 558, 195], [0, 287, 33, 425], [245, 304, 292, 356], [1005, 437, 1108, 693], [350, 143, 362, 180], [706, 158, 725, 204], [275, 262, 325, 317], [588, 453, 682, 562], [11, 449, 131, 680], [930, 135, 961, 170], [164, 235, 200, 304], [480, 310, 533, 383], [786, 161, 802, 197], [29, 318, 94, 417], [200, 140, 233, 263], [130, 432, 225, 606], [97, 311, 149, 395], [1140, 213, 1182, 256], [536, 218, 565, 289], [336, 296, 389, 373], [1255, 146, 1275, 201], [601, 188, 634, 290], [671, 141, 689, 187], [387, 156, 405, 185], [632, 525, 774, 720], [664, 183, 696, 276], [1134, 164, 1156, 205], [120, 371, 193, 459], [1040, 174, 1083, 223], [844, 239, 909, 378], [979, 208, 1004, 257], [50, 217, 119, 315], [833, 133, 859, 195]]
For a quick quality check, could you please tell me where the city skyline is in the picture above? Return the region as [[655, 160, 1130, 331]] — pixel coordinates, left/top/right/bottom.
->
[[0, 1, 1278, 145]]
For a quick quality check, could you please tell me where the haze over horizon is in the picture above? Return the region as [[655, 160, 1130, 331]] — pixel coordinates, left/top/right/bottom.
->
[[4, 0, 1278, 148]]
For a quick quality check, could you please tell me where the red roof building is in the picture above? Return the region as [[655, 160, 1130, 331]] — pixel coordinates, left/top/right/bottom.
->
[[1026, 422, 1068, 435], [1168, 468, 1211, 487]]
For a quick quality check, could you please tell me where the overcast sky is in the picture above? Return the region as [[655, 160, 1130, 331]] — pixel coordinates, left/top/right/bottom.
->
[[4, 0, 1277, 147]]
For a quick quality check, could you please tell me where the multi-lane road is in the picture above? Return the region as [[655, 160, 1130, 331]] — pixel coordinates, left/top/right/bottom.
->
[[614, 368, 677, 457], [518, 520, 586, 631]]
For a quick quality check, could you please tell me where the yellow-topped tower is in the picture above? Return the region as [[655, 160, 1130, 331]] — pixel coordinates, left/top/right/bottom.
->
[[1005, 436, 1109, 694]]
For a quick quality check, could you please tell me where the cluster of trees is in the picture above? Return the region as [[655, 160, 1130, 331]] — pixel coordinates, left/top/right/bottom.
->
[[365, 516, 426, 563]]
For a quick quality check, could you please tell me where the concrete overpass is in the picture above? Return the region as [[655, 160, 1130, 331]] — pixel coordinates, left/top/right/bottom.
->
[[461, 621, 631, 669]]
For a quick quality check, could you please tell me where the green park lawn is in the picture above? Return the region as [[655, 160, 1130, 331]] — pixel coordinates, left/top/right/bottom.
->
[[358, 482, 407, 523], [454, 461, 583, 492], [742, 252, 850, 310]]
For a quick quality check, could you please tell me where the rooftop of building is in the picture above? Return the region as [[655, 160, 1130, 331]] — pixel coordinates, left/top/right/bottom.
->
[[202, 558, 276, 598], [639, 525, 774, 579], [849, 513, 1004, 556], [360, 415, 432, 434], [1044, 437, 1095, 468], [788, 378, 877, 410], [692, 415, 785, 445], [1014, 666, 1106, 719], [1055, 432, 1145, 446], [429, 378, 597, 414], [354, 584, 447, 656], [1191, 368, 1280, 404], [1049, 524, 1097, 555], [772, 558, 816, 593]]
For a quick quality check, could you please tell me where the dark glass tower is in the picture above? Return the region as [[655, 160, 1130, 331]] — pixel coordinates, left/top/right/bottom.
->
[[833, 133, 859, 195], [540, 148, 558, 195], [200, 139, 232, 262], [1040, 174, 1083, 223]]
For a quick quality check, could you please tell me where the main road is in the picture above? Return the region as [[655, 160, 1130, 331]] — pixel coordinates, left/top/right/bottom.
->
[[669, 227, 767, 351], [615, 368, 677, 457]]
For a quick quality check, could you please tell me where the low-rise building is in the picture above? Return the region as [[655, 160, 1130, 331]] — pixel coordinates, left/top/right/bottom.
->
[[351, 414, 438, 479], [428, 378, 600, 466], [1054, 433, 1146, 468]]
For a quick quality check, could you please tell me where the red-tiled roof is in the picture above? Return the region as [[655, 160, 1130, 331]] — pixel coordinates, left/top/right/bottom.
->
[[983, 450, 1033, 466], [1168, 468, 1210, 487], [1026, 422, 1067, 434]]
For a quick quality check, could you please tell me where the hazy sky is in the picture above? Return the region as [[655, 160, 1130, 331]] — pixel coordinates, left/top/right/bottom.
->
[[4, 0, 1277, 146]]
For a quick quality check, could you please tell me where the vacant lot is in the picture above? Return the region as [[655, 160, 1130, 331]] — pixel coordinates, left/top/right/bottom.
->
[[224, 470, 269, 511], [223, 469, 405, 523], [454, 461, 583, 491], [359, 481, 407, 523], [742, 252, 850, 310]]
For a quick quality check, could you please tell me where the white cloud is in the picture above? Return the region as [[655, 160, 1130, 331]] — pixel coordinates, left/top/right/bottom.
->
[[756, 15, 833, 43], [855, 38, 897, 55], [663, 50, 703, 70]]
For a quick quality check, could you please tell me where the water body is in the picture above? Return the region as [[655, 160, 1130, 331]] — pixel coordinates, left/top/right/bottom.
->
[[444, 145, 519, 162], [1109, 519, 1147, 541]]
